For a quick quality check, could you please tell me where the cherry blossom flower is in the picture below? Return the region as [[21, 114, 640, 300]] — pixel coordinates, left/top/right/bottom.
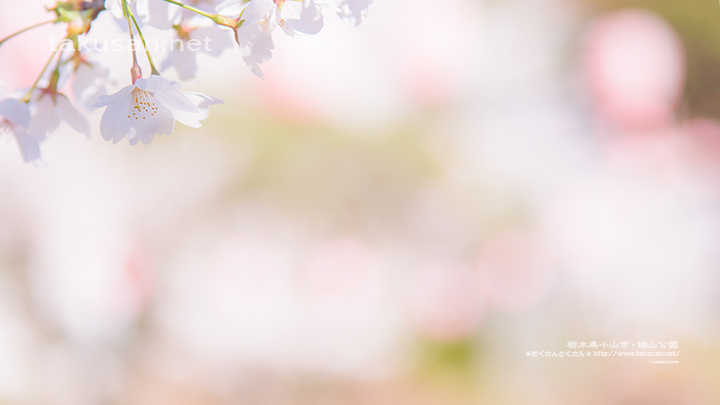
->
[[233, 22, 274, 78], [71, 59, 111, 110], [136, 0, 174, 30], [318, 0, 373, 26], [236, 0, 324, 37], [0, 97, 39, 162], [55, 50, 112, 110], [28, 92, 91, 141], [137, 0, 226, 30], [105, 0, 150, 20], [221, 0, 324, 77], [161, 20, 235, 80], [93, 75, 222, 145], [4, 0, 373, 164], [104, 0, 150, 29]]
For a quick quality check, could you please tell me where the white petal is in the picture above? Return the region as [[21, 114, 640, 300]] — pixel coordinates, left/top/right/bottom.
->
[[186, 92, 225, 110], [169, 110, 202, 128], [73, 63, 110, 110], [55, 95, 90, 137], [143, 0, 174, 30], [235, 23, 274, 78], [99, 95, 132, 143], [93, 85, 134, 108], [336, 0, 372, 26], [129, 104, 175, 143], [126, 127, 138, 145], [191, 26, 235, 57], [105, 0, 125, 19], [0, 98, 31, 127], [136, 75, 182, 92], [260, 6, 281, 32], [13, 127, 42, 163], [216, 0, 245, 16], [170, 92, 223, 128], [240, 0, 274, 24], [28, 97, 61, 142], [287, 0, 324, 35], [153, 89, 198, 113], [57, 56, 75, 90], [172, 45, 198, 81], [160, 54, 174, 73]]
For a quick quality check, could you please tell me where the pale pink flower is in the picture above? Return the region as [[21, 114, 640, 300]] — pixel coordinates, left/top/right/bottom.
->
[[0, 97, 39, 162], [220, 0, 324, 77], [319, 0, 372, 26], [28, 92, 90, 141], [93, 75, 222, 145]]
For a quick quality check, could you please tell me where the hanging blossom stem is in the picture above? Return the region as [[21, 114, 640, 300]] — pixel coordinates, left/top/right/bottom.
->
[[0, 20, 55, 48], [20, 42, 63, 103], [121, 0, 148, 82], [159, 0, 240, 28], [128, 10, 161, 76], [122, 0, 139, 66]]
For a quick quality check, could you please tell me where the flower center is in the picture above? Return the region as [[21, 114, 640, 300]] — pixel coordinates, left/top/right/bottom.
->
[[127, 89, 158, 121]]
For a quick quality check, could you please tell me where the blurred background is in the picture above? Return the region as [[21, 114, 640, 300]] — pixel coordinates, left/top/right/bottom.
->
[[2, 0, 720, 403]]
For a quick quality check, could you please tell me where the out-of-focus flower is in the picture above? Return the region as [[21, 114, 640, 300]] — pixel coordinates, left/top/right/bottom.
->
[[0, 97, 38, 162], [405, 262, 485, 343], [161, 21, 235, 81], [319, 0, 372, 26], [221, 0, 324, 77], [586, 9, 685, 130], [104, 0, 125, 20], [28, 92, 90, 141], [476, 231, 554, 313], [299, 238, 389, 317], [105, 0, 152, 21], [678, 118, 720, 181], [70, 58, 111, 110], [136, 0, 174, 29], [93, 75, 222, 145], [229, 0, 324, 36], [139, 0, 225, 29], [233, 22, 274, 78]]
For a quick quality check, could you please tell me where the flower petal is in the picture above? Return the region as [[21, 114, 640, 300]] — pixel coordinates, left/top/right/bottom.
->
[[287, 0, 324, 35], [105, 0, 125, 19], [99, 94, 132, 143], [152, 89, 199, 113], [337, 0, 373, 27], [73, 62, 110, 110], [135, 75, 182, 92], [235, 23, 274, 78], [55, 95, 90, 137], [0, 98, 31, 127], [170, 44, 198, 81], [28, 96, 61, 142], [169, 92, 223, 128], [143, 0, 173, 30], [191, 26, 235, 57], [240, 0, 274, 25], [13, 127, 42, 163], [216, 0, 245, 16], [129, 103, 175, 144], [93, 85, 134, 108]]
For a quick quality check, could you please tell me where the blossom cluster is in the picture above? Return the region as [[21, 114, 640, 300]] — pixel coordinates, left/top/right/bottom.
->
[[0, 0, 372, 164]]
